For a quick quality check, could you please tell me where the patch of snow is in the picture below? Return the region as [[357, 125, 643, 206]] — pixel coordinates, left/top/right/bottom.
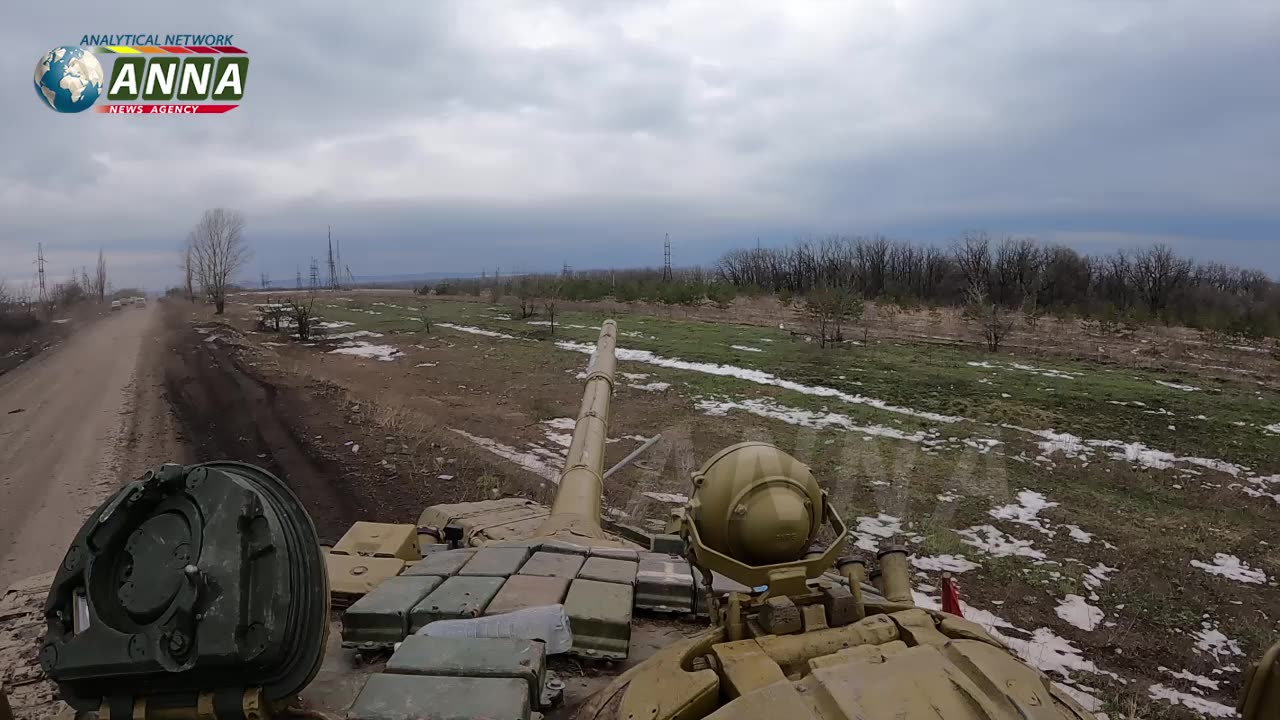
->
[[1159, 667, 1221, 691], [990, 490, 1058, 535], [696, 398, 935, 443], [961, 437, 1002, 453], [1195, 623, 1244, 659], [450, 428, 560, 481], [936, 492, 959, 503], [1083, 564, 1117, 590], [1264, 423, 1280, 434], [1156, 380, 1201, 391], [351, 444, 360, 454], [1065, 525, 1092, 543], [416, 362, 437, 367], [850, 514, 908, 552], [730, 344, 764, 353], [631, 381, 671, 392], [620, 372, 650, 381], [1148, 684, 1237, 718], [558, 341, 965, 423], [328, 330, 384, 340], [642, 492, 688, 504], [440, 323, 520, 340], [955, 525, 1046, 560], [1055, 595, 1104, 631], [911, 554, 979, 573], [1190, 554, 1267, 584], [51, 318, 70, 324], [328, 342, 403, 361], [317, 320, 355, 329], [203, 334, 222, 343]]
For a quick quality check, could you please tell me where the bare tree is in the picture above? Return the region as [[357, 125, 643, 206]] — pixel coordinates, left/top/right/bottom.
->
[[94, 249, 107, 302], [964, 287, 1015, 352], [287, 295, 317, 340], [542, 280, 562, 335], [804, 286, 862, 348], [182, 238, 196, 302], [189, 208, 250, 314]]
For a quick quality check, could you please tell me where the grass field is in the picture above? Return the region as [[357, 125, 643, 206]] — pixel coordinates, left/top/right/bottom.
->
[[230, 291, 1280, 719]]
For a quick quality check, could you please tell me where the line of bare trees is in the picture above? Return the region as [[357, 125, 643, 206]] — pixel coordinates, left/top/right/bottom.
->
[[717, 232, 1280, 337], [182, 208, 250, 314]]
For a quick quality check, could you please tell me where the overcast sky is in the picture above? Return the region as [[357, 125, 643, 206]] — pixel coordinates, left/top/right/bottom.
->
[[3, 1, 1278, 291]]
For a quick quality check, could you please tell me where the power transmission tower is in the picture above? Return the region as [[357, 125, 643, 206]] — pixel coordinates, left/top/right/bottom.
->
[[296, 266, 303, 290], [562, 262, 571, 276], [662, 233, 673, 282], [36, 243, 48, 306], [327, 226, 338, 290], [310, 257, 320, 290], [345, 266, 355, 287], [260, 272, 271, 290]]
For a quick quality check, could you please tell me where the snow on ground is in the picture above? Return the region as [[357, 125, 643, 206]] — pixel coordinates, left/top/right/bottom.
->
[[1265, 422, 1280, 434], [911, 554, 979, 573], [730, 344, 764, 353], [1148, 685, 1237, 718], [328, 330, 384, 340], [558, 341, 966, 423], [416, 362, 437, 367], [630, 381, 671, 392], [540, 417, 577, 448], [1065, 525, 1093, 543], [1190, 553, 1268, 584], [51, 318, 70, 324], [989, 490, 1058, 535], [1083, 564, 1117, 592], [1160, 667, 1221, 691], [850, 514, 911, 552], [439, 323, 522, 340], [450, 428, 560, 481], [936, 491, 959, 502], [1156, 380, 1202, 392], [1195, 622, 1244, 659], [318, 320, 355, 329], [955, 525, 1047, 560], [328, 342, 403, 361], [620, 372, 650, 381], [697, 397, 936, 442], [1055, 594, 1104, 631]]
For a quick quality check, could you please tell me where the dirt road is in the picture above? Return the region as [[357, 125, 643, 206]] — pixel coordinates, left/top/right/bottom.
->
[[0, 304, 185, 590]]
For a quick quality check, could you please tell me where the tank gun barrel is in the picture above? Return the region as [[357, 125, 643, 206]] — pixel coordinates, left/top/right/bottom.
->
[[537, 320, 617, 541]]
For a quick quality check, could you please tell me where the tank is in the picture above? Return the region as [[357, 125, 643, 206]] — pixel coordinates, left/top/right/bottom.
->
[[6, 320, 1278, 719]]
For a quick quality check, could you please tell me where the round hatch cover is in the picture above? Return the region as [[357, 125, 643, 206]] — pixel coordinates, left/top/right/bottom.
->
[[42, 462, 330, 714]]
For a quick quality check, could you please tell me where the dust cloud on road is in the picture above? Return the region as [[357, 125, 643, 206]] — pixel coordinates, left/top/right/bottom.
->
[[0, 304, 184, 590]]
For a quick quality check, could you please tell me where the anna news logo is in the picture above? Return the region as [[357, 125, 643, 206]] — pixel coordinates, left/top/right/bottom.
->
[[33, 34, 248, 115]]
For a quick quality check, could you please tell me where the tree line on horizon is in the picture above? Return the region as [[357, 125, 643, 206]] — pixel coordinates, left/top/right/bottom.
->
[[424, 232, 1280, 340]]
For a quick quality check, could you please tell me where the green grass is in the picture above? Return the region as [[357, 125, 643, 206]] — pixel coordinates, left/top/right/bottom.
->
[[307, 295, 1280, 473]]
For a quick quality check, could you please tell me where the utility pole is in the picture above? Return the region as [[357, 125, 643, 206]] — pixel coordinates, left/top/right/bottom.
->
[[327, 226, 339, 290], [36, 243, 48, 306], [662, 233, 673, 282]]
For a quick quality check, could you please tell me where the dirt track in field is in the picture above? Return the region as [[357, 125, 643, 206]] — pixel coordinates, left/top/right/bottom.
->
[[0, 303, 187, 591]]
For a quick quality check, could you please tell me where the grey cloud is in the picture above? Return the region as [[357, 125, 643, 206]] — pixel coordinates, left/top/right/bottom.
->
[[2, 1, 1279, 291]]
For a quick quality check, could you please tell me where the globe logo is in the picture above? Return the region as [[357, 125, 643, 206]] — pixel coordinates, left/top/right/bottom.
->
[[33, 46, 103, 113]]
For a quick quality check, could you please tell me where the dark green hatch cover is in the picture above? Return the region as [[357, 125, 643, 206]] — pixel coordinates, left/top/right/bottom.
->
[[41, 462, 330, 716]]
